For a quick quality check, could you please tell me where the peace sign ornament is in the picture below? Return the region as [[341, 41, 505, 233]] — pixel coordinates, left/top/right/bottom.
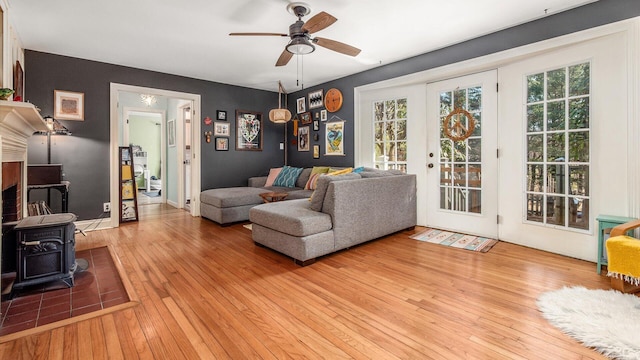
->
[[443, 108, 476, 141]]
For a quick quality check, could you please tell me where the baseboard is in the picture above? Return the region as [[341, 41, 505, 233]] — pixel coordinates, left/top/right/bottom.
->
[[167, 200, 179, 208]]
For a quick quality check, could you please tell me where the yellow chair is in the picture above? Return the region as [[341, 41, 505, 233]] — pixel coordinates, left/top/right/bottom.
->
[[606, 219, 640, 293]]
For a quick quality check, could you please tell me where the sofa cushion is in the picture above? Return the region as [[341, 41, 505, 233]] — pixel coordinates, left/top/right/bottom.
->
[[250, 199, 333, 237], [286, 189, 314, 199], [309, 173, 361, 211], [273, 166, 303, 187], [295, 168, 313, 188], [200, 187, 268, 208], [264, 167, 282, 186]]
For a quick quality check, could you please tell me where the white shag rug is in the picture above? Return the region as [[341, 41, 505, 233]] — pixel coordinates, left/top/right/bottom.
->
[[537, 286, 640, 360]]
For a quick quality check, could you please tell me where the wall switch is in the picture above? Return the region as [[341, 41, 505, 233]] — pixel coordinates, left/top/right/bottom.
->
[[279, 142, 284, 150], [103, 202, 111, 212]]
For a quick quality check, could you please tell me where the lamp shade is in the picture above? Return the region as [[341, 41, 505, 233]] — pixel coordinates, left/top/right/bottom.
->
[[269, 108, 292, 123], [286, 37, 315, 55]]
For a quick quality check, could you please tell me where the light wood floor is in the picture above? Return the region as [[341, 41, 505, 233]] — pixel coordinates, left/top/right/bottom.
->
[[0, 204, 612, 359]]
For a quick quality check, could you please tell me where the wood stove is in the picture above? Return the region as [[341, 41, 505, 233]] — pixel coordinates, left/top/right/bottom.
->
[[12, 213, 77, 294]]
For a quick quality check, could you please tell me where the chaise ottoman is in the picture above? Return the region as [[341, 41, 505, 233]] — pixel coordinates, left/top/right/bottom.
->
[[200, 187, 269, 225]]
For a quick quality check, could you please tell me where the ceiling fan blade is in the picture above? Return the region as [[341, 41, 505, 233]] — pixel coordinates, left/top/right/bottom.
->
[[314, 37, 361, 57], [276, 50, 293, 67], [301, 11, 337, 34], [229, 32, 288, 37]]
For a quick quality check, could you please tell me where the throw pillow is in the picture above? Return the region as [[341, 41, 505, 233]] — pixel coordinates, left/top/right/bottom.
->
[[353, 166, 365, 173], [304, 173, 323, 190], [273, 166, 304, 188], [327, 167, 353, 176], [310, 166, 331, 175], [264, 167, 282, 187]]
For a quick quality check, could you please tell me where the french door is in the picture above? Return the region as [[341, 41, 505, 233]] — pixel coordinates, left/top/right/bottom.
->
[[425, 70, 498, 238]]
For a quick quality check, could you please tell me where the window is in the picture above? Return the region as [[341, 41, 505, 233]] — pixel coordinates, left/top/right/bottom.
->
[[373, 98, 407, 172], [525, 62, 590, 230]]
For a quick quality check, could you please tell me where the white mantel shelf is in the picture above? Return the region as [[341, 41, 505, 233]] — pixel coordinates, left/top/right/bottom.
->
[[0, 100, 47, 162]]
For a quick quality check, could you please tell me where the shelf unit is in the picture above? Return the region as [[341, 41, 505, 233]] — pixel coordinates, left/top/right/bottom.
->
[[119, 146, 139, 223]]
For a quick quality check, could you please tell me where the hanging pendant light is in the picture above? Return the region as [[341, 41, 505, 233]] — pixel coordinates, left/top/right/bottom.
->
[[269, 81, 292, 123]]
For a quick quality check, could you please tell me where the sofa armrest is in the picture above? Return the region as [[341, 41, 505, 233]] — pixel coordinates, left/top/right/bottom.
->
[[248, 176, 268, 188]]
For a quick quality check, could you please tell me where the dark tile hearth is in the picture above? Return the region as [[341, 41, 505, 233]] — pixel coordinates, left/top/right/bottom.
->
[[0, 247, 128, 336]]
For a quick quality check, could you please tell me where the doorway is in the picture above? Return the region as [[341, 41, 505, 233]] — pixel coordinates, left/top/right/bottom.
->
[[425, 70, 498, 238], [109, 83, 202, 227]]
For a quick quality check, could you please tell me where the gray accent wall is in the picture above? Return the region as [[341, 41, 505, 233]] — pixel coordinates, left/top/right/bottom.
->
[[25, 51, 283, 220], [285, 0, 640, 168]]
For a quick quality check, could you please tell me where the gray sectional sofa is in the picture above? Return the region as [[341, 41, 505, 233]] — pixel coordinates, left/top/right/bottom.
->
[[249, 170, 417, 265], [200, 168, 316, 225]]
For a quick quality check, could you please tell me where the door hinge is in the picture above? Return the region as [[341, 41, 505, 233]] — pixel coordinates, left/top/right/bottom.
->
[[126, 119, 129, 124], [496, 83, 499, 92], [496, 148, 499, 158], [497, 215, 500, 224]]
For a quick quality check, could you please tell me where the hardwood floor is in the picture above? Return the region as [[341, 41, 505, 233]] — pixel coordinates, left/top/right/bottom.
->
[[0, 204, 612, 359]]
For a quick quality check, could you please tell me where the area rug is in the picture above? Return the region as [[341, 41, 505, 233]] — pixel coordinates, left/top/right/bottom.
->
[[409, 228, 498, 253], [143, 191, 160, 197], [537, 286, 640, 359]]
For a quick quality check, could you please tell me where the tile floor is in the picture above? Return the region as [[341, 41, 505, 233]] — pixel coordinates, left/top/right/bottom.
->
[[0, 247, 129, 336]]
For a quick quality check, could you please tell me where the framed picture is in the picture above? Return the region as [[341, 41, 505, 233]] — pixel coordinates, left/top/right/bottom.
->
[[298, 126, 310, 152], [313, 119, 319, 131], [296, 97, 306, 114], [215, 137, 229, 151], [214, 121, 230, 136], [300, 111, 312, 125], [325, 121, 345, 156], [320, 109, 328, 121], [216, 110, 227, 120], [168, 119, 176, 147], [313, 145, 320, 159], [14, 60, 23, 101], [54, 90, 84, 120], [236, 110, 263, 151], [308, 89, 323, 109]]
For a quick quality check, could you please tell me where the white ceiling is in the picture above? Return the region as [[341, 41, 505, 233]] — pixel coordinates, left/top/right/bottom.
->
[[8, 0, 596, 92]]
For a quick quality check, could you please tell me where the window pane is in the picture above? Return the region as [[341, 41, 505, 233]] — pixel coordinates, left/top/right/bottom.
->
[[468, 86, 481, 112], [527, 104, 544, 132], [454, 164, 466, 186], [547, 101, 566, 131], [385, 121, 396, 141], [375, 122, 383, 141], [454, 141, 466, 162], [452, 188, 467, 212], [384, 101, 395, 120], [397, 120, 407, 140], [546, 195, 566, 226], [527, 134, 543, 162], [375, 142, 383, 159], [569, 198, 589, 230], [526, 194, 544, 223], [527, 73, 544, 103], [569, 97, 589, 129], [440, 92, 452, 117], [440, 139, 452, 162], [469, 189, 481, 213], [397, 141, 407, 161], [547, 164, 566, 194], [440, 165, 452, 186], [569, 63, 590, 97], [374, 102, 384, 121], [547, 68, 566, 100], [468, 165, 481, 188], [569, 165, 589, 196], [471, 112, 482, 137], [569, 132, 589, 162], [385, 142, 397, 162], [527, 164, 544, 192], [468, 138, 481, 162], [547, 133, 565, 162], [454, 89, 466, 109], [440, 187, 451, 210], [397, 98, 407, 119]]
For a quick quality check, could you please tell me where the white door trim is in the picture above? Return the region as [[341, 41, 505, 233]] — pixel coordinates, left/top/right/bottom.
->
[[109, 83, 202, 227]]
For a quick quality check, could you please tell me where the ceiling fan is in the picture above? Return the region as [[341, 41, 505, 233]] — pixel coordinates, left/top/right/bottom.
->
[[229, 2, 361, 67]]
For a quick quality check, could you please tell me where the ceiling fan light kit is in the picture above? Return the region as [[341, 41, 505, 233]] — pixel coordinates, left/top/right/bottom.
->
[[229, 2, 360, 67]]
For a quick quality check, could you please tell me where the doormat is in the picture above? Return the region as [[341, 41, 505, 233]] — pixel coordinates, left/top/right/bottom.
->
[[0, 246, 137, 342], [410, 228, 498, 253]]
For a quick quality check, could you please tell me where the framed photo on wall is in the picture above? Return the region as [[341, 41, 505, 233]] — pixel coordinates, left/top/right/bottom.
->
[[215, 137, 229, 151], [54, 90, 84, 120], [308, 89, 323, 109], [216, 110, 227, 120], [236, 110, 263, 151], [313, 145, 320, 159], [300, 111, 312, 125], [214, 121, 230, 136], [325, 121, 344, 156], [298, 126, 310, 152], [296, 97, 306, 114]]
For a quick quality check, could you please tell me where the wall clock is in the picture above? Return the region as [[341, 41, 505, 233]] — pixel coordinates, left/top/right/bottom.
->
[[324, 88, 343, 113]]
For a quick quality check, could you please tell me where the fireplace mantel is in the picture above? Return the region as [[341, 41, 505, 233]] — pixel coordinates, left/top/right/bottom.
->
[[0, 100, 47, 162]]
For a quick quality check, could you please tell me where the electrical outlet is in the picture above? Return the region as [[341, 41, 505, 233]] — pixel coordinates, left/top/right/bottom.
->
[[103, 202, 111, 212]]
